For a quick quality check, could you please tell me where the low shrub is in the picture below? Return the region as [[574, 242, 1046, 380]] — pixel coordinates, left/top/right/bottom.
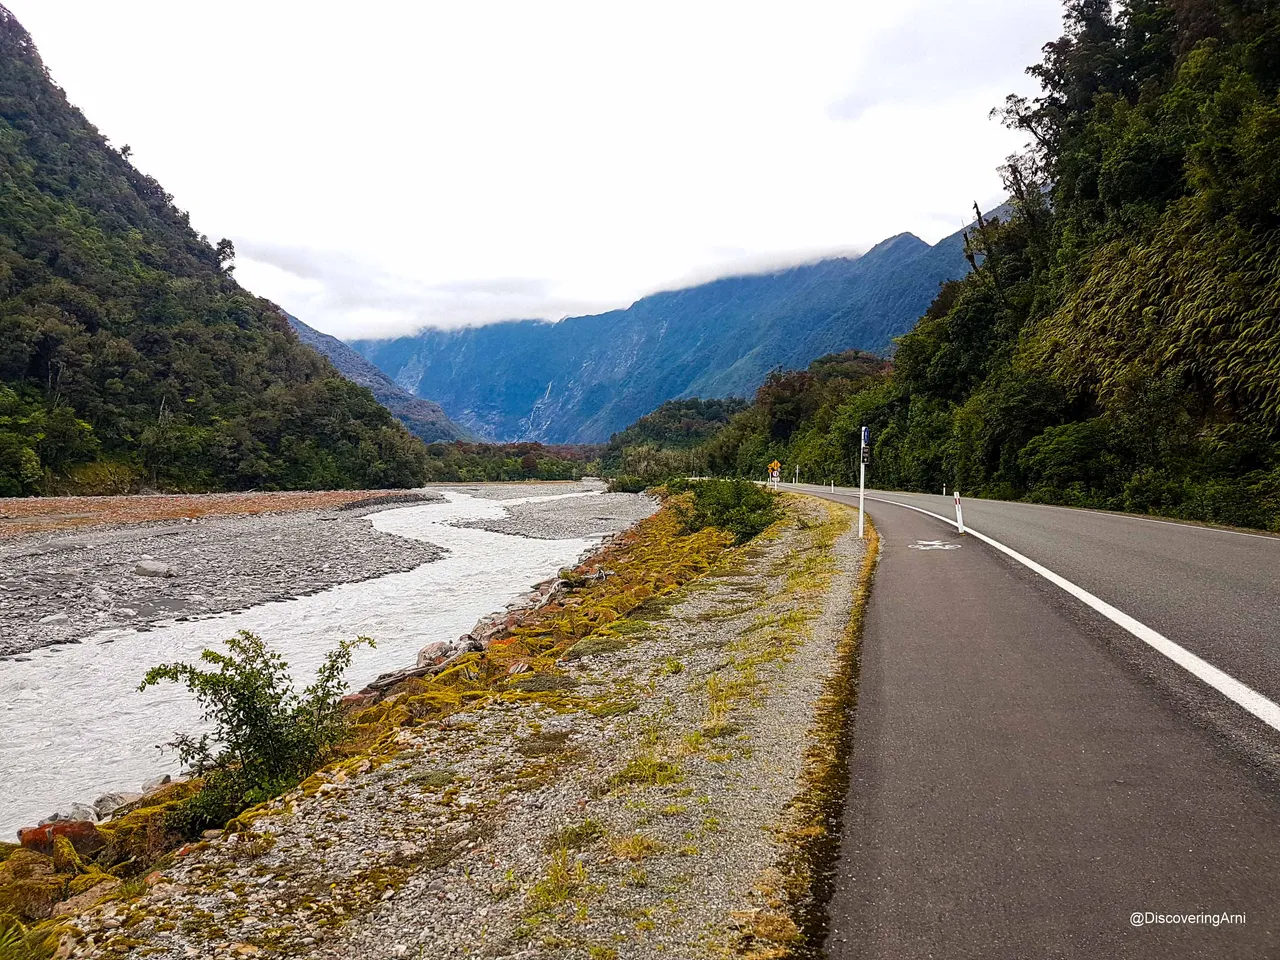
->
[[607, 475, 648, 493], [672, 478, 781, 544], [140, 630, 373, 834]]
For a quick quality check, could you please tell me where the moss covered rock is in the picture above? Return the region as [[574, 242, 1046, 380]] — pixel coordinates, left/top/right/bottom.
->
[[0, 851, 63, 920]]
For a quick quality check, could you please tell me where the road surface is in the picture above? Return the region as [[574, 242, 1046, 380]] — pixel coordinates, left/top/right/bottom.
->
[[796, 485, 1280, 959]]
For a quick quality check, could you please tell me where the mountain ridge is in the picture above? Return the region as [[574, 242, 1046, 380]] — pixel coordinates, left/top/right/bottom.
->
[[351, 220, 983, 443], [286, 316, 469, 443]]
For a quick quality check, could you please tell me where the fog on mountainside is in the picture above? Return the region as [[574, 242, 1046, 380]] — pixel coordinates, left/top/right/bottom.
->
[[351, 223, 982, 443]]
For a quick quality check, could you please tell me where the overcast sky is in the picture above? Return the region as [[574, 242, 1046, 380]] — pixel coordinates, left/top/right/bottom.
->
[[10, 0, 1064, 339]]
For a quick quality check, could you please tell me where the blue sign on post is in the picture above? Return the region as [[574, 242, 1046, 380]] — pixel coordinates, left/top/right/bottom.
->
[[861, 426, 870, 448]]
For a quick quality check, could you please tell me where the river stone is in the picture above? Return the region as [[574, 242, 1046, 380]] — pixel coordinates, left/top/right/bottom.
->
[[18, 820, 105, 857], [135, 560, 177, 578], [416, 641, 453, 668], [66, 802, 98, 823], [93, 791, 141, 820], [53, 875, 120, 917], [141, 774, 172, 793]]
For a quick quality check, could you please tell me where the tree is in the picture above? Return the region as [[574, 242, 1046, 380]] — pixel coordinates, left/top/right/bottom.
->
[[215, 238, 236, 271]]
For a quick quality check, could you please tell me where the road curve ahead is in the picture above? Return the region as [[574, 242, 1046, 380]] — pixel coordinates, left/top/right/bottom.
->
[[797, 485, 1280, 959]]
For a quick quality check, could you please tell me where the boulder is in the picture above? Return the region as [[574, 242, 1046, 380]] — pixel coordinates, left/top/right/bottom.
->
[[66, 803, 98, 823], [93, 791, 141, 821], [52, 875, 120, 917], [0, 874, 64, 920], [140, 774, 172, 794], [134, 560, 177, 578], [0, 848, 54, 881], [415, 641, 453, 669], [18, 820, 105, 858], [340, 691, 377, 711]]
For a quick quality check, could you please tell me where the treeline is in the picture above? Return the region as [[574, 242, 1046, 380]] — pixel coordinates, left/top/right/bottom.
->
[[602, 397, 749, 480], [0, 7, 431, 496], [422, 442, 602, 482], [618, 0, 1280, 531]]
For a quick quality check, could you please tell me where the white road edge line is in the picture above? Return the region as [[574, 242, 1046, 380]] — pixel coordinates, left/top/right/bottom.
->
[[860, 494, 1280, 734]]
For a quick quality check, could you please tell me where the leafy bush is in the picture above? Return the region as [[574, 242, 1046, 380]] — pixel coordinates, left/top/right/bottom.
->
[[140, 630, 372, 834], [608, 475, 648, 493], [672, 478, 780, 544]]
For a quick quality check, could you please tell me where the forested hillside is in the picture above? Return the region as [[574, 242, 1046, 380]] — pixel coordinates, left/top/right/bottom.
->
[[0, 6, 431, 495], [683, 0, 1280, 530], [351, 225, 975, 443], [286, 315, 468, 443]]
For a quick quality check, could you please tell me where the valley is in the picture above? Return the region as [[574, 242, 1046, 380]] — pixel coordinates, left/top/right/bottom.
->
[[347, 228, 980, 443], [2, 1, 1280, 959]]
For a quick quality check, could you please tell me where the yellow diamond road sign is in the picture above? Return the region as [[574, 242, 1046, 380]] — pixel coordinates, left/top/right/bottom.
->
[[768, 460, 781, 472]]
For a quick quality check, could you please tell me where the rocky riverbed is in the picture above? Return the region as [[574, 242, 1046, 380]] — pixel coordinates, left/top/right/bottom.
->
[[0, 482, 646, 661], [0, 497, 444, 659], [456, 491, 659, 540], [2, 482, 658, 837]]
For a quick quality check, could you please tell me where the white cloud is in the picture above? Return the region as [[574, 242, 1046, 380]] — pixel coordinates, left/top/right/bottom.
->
[[7, 0, 1063, 339]]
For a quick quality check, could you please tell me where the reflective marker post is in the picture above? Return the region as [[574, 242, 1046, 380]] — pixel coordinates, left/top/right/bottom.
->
[[954, 489, 965, 535], [858, 425, 869, 539]]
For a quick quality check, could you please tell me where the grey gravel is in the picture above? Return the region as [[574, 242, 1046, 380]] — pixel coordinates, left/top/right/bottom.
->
[[455, 491, 659, 540], [431, 479, 607, 501], [0, 504, 443, 659]]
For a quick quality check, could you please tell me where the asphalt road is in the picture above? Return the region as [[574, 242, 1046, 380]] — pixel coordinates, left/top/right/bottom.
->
[[796, 485, 1280, 959]]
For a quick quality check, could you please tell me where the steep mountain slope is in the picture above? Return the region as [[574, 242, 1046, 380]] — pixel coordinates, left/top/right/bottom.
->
[[0, 6, 429, 494], [352, 223, 976, 443], [287, 316, 468, 442]]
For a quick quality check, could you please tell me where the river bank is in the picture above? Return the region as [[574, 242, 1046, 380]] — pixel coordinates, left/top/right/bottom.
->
[[48, 493, 874, 960], [0, 500, 442, 660], [0, 483, 634, 660], [1, 483, 654, 837]]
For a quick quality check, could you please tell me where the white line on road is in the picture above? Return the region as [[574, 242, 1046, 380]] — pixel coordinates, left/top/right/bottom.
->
[[859, 494, 1280, 734], [857, 488, 1280, 543]]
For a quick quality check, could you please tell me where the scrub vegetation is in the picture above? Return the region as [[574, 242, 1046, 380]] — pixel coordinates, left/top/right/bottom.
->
[[139, 631, 373, 835]]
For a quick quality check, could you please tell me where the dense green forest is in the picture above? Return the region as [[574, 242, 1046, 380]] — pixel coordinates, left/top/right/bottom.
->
[[648, 0, 1280, 531], [0, 7, 435, 495], [421, 441, 601, 482], [602, 397, 748, 478]]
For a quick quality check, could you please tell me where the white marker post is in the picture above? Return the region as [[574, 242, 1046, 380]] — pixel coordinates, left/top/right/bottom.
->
[[954, 489, 965, 535], [858, 425, 869, 539]]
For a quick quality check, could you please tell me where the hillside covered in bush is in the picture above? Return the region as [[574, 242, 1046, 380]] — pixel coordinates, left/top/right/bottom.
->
[[0, 6, 432, 495], [671, 0, 1280, 531]]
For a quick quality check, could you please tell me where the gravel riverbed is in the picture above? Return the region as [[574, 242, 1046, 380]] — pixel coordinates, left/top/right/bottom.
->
[[456, 491, 659, 540], [0, 482, 626, 660], [0, 501, 444, 659]]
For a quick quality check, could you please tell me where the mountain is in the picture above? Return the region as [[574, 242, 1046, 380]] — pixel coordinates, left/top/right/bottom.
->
[[286, 315, 468, 443], [0, 6, 432, 495], [351, 222, 979, 443]]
